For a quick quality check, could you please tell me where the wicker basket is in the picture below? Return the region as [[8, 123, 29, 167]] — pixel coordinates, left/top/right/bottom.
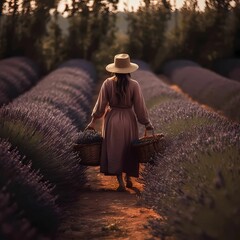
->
[[132, 130, 166, 163], [73, 142, 102, 166]]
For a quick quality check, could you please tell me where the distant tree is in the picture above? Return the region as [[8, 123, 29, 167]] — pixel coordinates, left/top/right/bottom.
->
[[0, 1, 7, 56], [155, 0, 203, 67], [176, 0, 203, 58], [126, 0, 171, 65], [0, 0, 20, 57], [0, 0, 59, 71], [233, 0, 240, 57], [161, 0, 235, 68], [63, 0, 119, 62], [42, 10, 64, 70], [199, 0, 234, 64]]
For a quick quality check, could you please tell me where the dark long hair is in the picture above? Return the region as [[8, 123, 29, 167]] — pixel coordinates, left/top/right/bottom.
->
[[115, 73, 130, 103]]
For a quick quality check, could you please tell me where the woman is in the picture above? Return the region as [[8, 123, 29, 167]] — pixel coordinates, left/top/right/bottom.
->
[[86, 53, 153, 191]]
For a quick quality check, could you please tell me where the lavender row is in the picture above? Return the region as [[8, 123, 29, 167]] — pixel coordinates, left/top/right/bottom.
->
[[0, 57, 40, 107], [142, 114, 240, 239], [132, 60, 184, 102], [162, 59, 201, 81], [0, 139, 60, 239], [213, 58, 240, 82], [134, 61, 240, 239], [0, 191, 48, 240], [0, 59, 96, 238], [162, 60, 240, 122], [0, 59, 96, 198]]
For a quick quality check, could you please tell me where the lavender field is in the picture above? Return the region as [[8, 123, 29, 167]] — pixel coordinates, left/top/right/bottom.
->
[[0, 57, 240, 240], [0, 59, 97, 238], [2, 0, 240, 238], [163, 60, 240, 122], [0, 57, 40, 107], [133, 61, 240, 240]]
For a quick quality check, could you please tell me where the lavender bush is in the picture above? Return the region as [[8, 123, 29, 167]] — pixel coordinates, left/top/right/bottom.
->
[[58, 59, 97, 81], [0, 105, 84, 197], [0, 139, 60, 236], [76, 129, 103, 144], [162, 59, 201, 82], [132, 60, 183, 103], [0, 59, 96, 200], [134, 60, 240, 240], [0, 57, 40, 106], [0, 59, 96, 238], [142, 126, 240, 240], [16, 91, 88, 128], [162, 60, 240, 122], [0, 191, 48, 240]]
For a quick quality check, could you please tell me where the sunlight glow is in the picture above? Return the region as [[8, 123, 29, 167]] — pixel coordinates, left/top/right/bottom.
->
[[57, 0, 206, 13], [117, 0, 143, 11], [118, 0, 206, 11]]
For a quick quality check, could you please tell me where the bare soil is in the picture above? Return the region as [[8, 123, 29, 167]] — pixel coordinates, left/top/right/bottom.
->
[[56, 166, 160, 240]]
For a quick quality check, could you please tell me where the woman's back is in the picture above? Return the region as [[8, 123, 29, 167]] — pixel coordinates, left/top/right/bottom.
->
[[104, 77, 139, 108], [86, 53, 153, 191]]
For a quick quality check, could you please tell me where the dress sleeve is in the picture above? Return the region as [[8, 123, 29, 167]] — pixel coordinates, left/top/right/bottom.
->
[[91, 80, 109, 118], [133, 81, 151, 125]]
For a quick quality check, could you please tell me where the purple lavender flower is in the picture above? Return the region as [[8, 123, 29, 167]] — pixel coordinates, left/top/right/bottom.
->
[[0, 191, 49, 240], [163, 60, 240, 122], [134, 60, 240, 239], [0, 139, 60, 235], [0, 57, 40, 106]]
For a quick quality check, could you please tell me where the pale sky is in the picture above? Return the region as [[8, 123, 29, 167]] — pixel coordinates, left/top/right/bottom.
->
[[58, 0, 206, 13], [117, 0, 206, 11]]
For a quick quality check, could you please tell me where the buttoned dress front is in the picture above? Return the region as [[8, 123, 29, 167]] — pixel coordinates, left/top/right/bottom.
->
[[91, 77, 151, 177]]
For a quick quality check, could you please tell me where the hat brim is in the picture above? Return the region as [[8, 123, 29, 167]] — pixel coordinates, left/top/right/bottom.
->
[[106, 63, 139, 73]]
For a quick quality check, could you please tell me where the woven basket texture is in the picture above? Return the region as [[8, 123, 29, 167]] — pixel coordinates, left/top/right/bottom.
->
[[73, 142, 101, 166], [132, 132, 166, 163]]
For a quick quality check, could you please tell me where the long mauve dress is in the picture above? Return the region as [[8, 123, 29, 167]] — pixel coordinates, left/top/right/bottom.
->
[[91, 77, 151, 177]]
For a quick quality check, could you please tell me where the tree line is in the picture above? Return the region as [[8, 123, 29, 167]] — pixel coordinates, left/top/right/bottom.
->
[[126, 0, 240, 71], [0, 0, 119, 74], [0, 0, 240, 75]]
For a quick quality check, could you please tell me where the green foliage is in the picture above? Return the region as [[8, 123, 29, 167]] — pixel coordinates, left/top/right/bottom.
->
[[125, 0, 239, 70], [62, 0, 119, 63], [42, 10, 65, 70], [0, 0, 57, 71], [0, 0, 119, 73], [126, 0, 171, 65], [146, 95, 173, 108], [1, 0, 240, 73], [0, 119, 45, 165], [0, 139, 60, 235], [0, 108, 81, 199], [161, 0, 236, 68], [172, 147, 240, 240], [161, 116, 211, 137]]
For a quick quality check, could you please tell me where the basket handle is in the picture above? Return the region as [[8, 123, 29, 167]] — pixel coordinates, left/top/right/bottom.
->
[[84, 126, 97, 132]]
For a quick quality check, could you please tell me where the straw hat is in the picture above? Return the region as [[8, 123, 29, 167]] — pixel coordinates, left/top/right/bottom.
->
[[106, 53, 139, 73]]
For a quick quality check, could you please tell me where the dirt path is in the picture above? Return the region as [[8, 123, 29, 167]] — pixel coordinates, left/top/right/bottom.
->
[[57, 76, 163, 240], [57, 166, 160, 240]]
